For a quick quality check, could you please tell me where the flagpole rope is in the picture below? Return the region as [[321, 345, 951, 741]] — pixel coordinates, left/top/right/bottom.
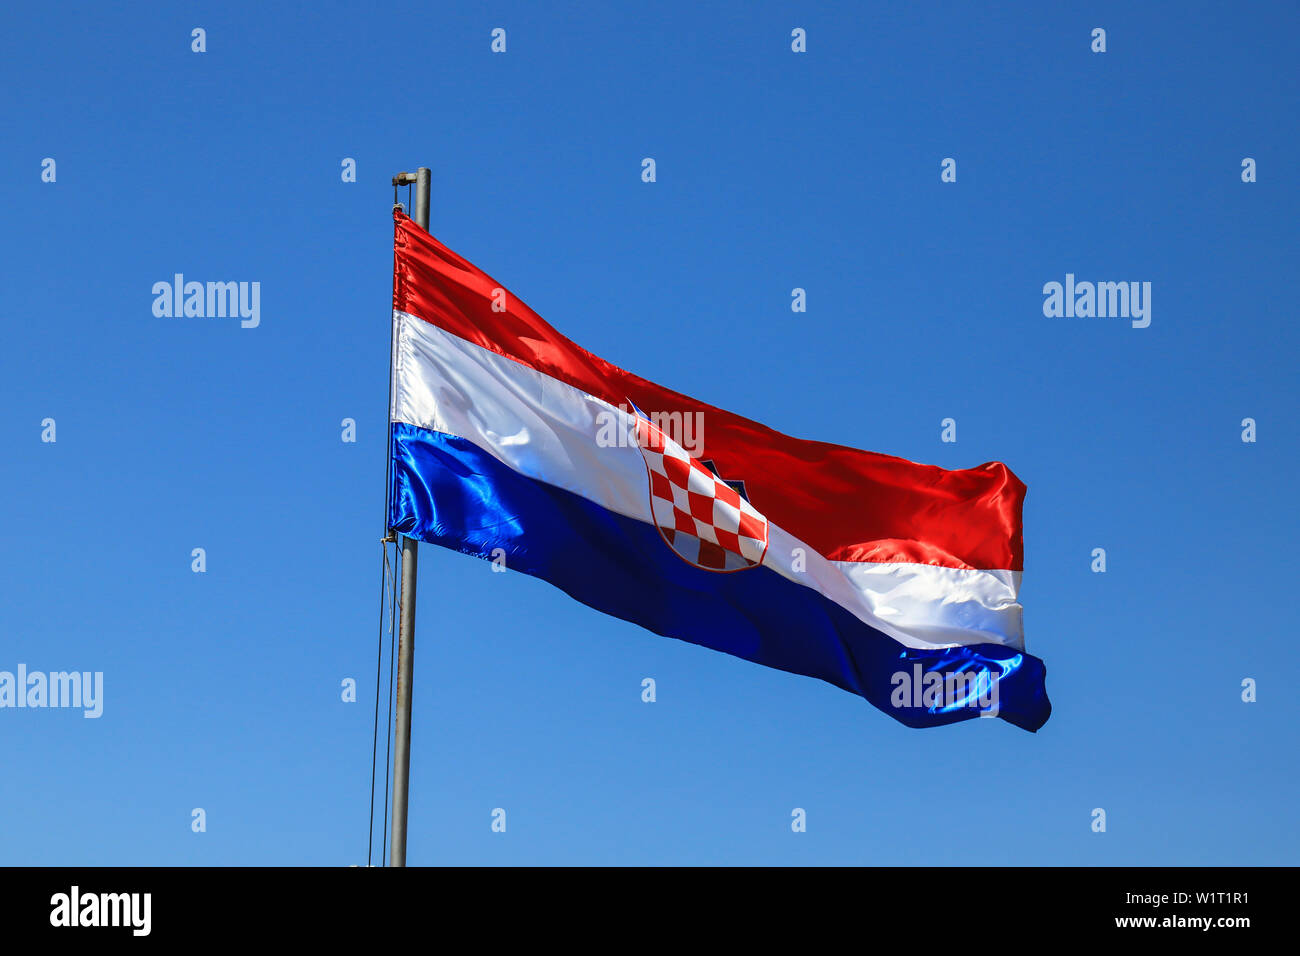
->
[[368, 207, 403, 866], [381, 542, 398, 864], [366, 541, 393, 866]]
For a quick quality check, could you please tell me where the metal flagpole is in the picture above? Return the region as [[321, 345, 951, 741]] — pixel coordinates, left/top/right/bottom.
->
[[388, 166, 430, 866]]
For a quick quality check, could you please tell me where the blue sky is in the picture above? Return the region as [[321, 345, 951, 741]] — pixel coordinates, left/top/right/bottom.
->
[[1, 1, 1296, 865]]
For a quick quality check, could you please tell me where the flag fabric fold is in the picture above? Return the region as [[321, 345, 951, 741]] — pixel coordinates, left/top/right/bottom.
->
[[388, 211, 1050, 731]]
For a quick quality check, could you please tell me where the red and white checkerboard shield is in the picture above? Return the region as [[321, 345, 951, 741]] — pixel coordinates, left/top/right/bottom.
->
[[632, 411, 768, 572]]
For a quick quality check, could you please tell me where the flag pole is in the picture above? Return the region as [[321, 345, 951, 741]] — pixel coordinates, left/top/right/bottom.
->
[[389, 166, 430, 866]]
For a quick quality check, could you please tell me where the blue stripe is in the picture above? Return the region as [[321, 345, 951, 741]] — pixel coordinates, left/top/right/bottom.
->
[[390, 422, 1051, 731]]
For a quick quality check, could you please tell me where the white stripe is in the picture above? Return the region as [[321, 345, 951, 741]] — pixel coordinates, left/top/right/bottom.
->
[[393, 310, 1025, 651]]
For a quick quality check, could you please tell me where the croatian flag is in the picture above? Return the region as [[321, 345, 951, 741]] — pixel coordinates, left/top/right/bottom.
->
[[388, 212, 1051, 732]]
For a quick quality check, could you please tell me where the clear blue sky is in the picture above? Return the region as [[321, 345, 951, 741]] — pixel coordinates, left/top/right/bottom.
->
[[2, 1, 1296, 865]]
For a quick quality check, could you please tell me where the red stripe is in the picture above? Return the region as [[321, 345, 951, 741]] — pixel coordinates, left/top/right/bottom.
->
[[394, 212, 1025, 571]]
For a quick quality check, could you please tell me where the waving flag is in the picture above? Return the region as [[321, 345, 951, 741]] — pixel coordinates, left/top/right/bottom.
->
[[388, 212, 1050, 731]]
